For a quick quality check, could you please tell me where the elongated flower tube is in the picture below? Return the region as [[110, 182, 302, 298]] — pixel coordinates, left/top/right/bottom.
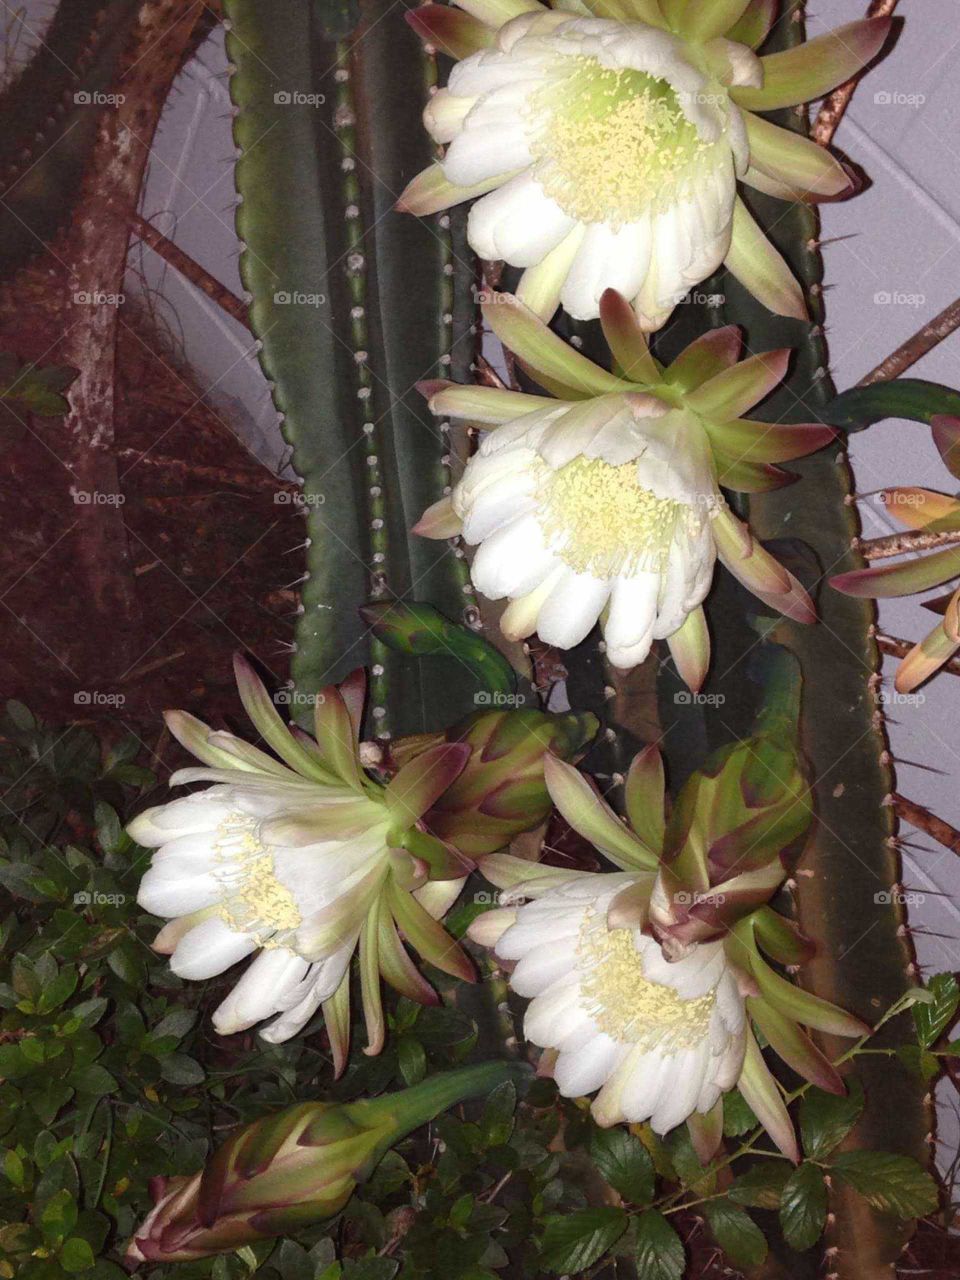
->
[[400, 0, 889, 327], [468, 718, 865, 1158], [126, 1061, 530, 1264], [129, 656, 476, 1061], [416, 291, 828, 683], [831, 486, 960, 693]]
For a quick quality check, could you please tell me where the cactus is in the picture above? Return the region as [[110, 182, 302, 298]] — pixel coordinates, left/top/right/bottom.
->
[[223, 1, 927, 1275], [227, 0, 488, 740]]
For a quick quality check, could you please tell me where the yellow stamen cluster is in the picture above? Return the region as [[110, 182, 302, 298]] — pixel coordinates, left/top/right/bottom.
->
[[537, 455, 688, 578], [213, 815, 302, 944], [578, 911, 715, 1049], [526, 57, 713, 225]]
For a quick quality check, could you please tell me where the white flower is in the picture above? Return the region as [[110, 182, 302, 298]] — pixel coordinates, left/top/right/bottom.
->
[[132, 780, 387, 1043], [129, 659, 475, 1053], [403, 2, 890, 328], [471, 872, 746, 1132], [435, 392, 718, 669], [427, 13, 749, 327]]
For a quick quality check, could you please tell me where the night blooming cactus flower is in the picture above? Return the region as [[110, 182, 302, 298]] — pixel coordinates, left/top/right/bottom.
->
[[471, 867, 749, 1134], [469, 680, 867, 1159], [400, 0, 889, 326], [129, 657, 476, 1062], [831, 485, 960, 694], [416, 290, 832, 685]]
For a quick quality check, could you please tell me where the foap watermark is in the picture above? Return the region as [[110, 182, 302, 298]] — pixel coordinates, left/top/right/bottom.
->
[[677, 289, 725, 308], [474, 690, 527, 708], [74, 90, 125, 106], [274, 688, 326, 708], [74, 690, 125, 708], [274, 90, 326, 107], [474, 889, 527, 906], [874, 90, 926, 108], [878, 488, 926, 510], [874, 290, 925, 309], [74, 890, 127, 907], [674, 690, 725, 707], [273, 290, 327, 308], [274, 490, 325, 506], [878, 688, 926, 707], [874, 889, 924, 906], [73, 290, 124, 307], [674, 890, 727, 907], [71, 488, 125, 506]]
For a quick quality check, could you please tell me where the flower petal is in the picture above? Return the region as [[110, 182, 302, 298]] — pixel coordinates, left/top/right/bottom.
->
[[468, 172, 576, 266], [731, 18, 893, 110], [170, 917, 258, 981], [724, 197, 807, 322]]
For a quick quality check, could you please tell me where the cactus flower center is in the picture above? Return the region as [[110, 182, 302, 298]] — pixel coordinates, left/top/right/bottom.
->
[[578, 908, 715, 1049], [537, 455, 696, 578], [212, 814, 302, 942], [527, 58, 715, 225]]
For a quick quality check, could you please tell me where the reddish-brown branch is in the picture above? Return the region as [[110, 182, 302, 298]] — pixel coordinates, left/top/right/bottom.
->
[[858, 295, 960, 386], [57, 0, 206, 678], [856, 527, 960, 560], [129, 213, 250, 328], [811, 0, 900, 147], [893, 793, 960, 856]]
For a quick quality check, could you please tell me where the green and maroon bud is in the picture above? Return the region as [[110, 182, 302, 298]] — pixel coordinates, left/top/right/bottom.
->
[[126, 1061, 529, 1265], [425, 708, 597, 857]]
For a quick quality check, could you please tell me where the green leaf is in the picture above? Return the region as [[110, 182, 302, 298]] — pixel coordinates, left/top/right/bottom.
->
[[800, 1080, 864, 1159], [728, 1161, 791, 1210], [93, 803, 124, 855], [158, 1053, 205, 1086], [60, 1237, 95, 1273], [150, 1009, 197, 1042], [69, 1066, 118, 1098], [704, 1200, 768, 1268], [590, 1126, 655, 1205], [722, 1089, 758, 1137], [780, 1162, 827, 1251], [913, 973, 960, 1049], [397, 1037, 426, 1088], [830, 1151, 939, 1218], [539, 1207, 628, 1274], [37, 967, 79, 1014], [633, 1210, 685, 1280], [480, 1080, 516, 1148], [40, 1188, 78, 1243]]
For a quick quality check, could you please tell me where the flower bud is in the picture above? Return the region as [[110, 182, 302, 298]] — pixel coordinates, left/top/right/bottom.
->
[[127, 1062, 529, 1264], [426, 707, 598, 856]]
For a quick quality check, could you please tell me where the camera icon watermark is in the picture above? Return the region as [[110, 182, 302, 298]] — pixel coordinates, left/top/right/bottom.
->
[[878, 688, 926, 707], [874, 889, 924, 906], [674, 890, 727, 907], [873, 290, 925, 308], [273, 688, 326, 707], [74, 690, 126, 708], [273, 90, 326, 107], [674, 691, 725, 706], [273, 290, 327, 308], [474, 690, 527, 708], [74, 889, 126, 907], [274, 490, 326, 506], [71, 488, 125, 506], [73, 90, 125, 106], [873, 90, 926, 108], [73, 290, 124, 307]]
